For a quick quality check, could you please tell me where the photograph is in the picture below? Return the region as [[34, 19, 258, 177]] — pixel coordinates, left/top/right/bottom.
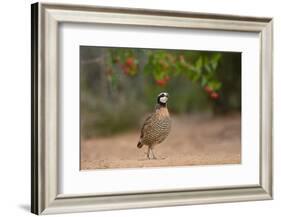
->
[[80, 46, 241, 170], [31, 3, 273, 214]]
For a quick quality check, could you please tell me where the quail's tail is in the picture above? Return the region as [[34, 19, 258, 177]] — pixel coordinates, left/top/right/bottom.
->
[[137, 141, 143, 148]]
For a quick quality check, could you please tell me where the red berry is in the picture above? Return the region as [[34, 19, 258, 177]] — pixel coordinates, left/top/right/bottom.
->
[[155, 79, 167, 86], [210, 92, 219, 100], [204, 86, 212, 94], [164, 75, 170, 81], [125, 57, 134, 67]]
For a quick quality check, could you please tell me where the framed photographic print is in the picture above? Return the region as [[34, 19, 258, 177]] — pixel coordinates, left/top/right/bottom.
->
[[31, 2, 273, 215]]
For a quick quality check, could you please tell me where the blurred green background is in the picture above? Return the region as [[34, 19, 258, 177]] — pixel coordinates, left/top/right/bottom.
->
[[80, 46, 241, 138]]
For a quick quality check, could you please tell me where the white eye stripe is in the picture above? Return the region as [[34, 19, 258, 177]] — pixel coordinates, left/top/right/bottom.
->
[[158, 92, 168, 97]]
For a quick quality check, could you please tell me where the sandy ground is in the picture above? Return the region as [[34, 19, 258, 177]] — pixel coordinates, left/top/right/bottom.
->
[[81, 113, 241, 170]]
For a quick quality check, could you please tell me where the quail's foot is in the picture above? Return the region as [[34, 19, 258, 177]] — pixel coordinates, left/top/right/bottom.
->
[[158, 155, 167, 160]]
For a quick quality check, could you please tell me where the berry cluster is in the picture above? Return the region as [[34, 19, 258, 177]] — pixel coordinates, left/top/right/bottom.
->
[[204, 86, 219, 100], [155, 75, 170, 86], [121, 57, 137, 76]]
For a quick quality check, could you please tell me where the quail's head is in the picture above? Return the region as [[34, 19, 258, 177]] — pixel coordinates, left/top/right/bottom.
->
[[157, 92, 169, 106]]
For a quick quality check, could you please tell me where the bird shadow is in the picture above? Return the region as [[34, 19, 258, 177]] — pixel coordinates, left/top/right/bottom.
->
[[138, 156, 167, 161]]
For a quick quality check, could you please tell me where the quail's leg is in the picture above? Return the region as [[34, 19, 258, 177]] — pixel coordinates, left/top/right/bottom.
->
[[146, 146, 151, 159], [150, 147, 157, 160]]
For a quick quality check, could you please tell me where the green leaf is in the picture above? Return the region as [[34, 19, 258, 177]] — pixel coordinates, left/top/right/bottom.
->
[[208, 80, 222, 91], [201, 77, 208, 86], [192, 73, 201, 82], [196, 57, 203, 70], [210, 53, 222, 70], [204, 64, 212, 73]]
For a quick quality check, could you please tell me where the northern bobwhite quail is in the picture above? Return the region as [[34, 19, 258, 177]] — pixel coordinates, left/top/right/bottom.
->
[[137, 92, 171, 160]]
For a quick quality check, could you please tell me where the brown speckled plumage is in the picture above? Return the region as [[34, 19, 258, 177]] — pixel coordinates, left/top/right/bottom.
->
[[137, 92, 171, 159]]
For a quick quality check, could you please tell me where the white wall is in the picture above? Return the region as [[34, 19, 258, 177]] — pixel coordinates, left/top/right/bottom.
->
[[0, 0, 280, 216]]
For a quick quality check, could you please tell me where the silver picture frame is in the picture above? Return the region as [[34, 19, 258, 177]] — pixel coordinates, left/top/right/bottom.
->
[[31, 2, 273, 215]]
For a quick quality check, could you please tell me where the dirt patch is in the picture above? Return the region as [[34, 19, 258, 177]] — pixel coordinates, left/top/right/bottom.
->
[[81, 113, 241, 170]]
